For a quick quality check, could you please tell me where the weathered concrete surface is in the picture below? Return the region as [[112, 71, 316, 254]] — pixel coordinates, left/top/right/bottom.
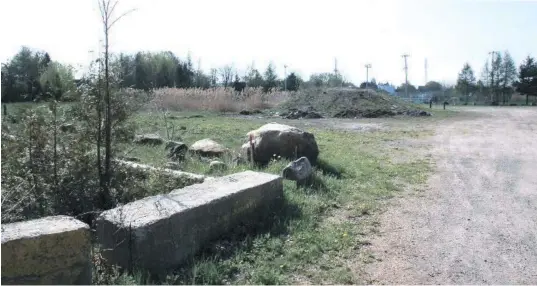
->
[[1, 216, 91, 285], [115, 159, 207, 183], [96, 170, 283, 273]]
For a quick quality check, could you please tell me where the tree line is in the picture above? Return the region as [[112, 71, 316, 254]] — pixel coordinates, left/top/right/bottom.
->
[[456, 51, 537, 105], [2, 47, 358, 103]]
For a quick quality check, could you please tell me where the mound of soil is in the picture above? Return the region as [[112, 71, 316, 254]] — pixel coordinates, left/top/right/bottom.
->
[[280, 88, 429, 118], [280, 107, 323, 119]]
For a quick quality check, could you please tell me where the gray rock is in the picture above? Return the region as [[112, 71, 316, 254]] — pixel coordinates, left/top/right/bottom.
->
[[166, 141, 188, 161], [189, 138, 227, 157], [209, 160, 227, 172], [245, 123, 319, 165], [134, 134, 164, 145], [282, 157, 313, 181]]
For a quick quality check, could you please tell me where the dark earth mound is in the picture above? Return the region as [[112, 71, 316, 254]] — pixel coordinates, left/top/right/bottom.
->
[[280, 88, 430, 119], [280, 107, 323, 119]]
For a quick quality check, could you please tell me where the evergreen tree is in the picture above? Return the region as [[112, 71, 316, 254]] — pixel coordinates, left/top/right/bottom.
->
[[499, 51, 517, 104], [516, 55, 537, 105], [263, 62, 278, 92], [456, 63, 476, 105], [285, 72, 300, 91]]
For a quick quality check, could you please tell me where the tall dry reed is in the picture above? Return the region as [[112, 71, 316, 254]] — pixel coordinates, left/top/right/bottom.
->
[[150, 87, 294, 112]]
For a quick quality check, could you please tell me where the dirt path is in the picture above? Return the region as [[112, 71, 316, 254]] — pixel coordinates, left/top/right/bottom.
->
[[365, 107, 537, 284]]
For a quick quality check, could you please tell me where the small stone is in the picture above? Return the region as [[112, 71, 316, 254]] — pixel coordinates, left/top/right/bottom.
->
[[282, 157, 313, 182]]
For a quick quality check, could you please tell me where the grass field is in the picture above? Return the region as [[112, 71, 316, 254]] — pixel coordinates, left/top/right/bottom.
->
[[102, 110, 433, 284], [2, 101, 437, 284]]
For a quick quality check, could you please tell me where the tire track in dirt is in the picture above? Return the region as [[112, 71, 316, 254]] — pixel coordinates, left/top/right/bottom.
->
[[363, 107, 537, 284]]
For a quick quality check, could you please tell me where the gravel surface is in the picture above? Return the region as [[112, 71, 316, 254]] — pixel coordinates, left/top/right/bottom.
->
[[365, 107, 537, 284]]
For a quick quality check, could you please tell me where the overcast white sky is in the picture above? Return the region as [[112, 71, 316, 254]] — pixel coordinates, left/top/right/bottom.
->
[[1, 0, 536, 86]]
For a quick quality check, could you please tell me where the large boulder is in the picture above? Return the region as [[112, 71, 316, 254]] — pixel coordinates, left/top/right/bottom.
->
[[189, 139, 227, 157], [245, 123, 319, 164]]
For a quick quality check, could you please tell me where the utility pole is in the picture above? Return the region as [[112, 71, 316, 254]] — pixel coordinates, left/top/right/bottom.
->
[[334, 57, 341, 87], [488, 51, 497, 103], [424, 58, 428, 85], [284, 64, 288, 91], [402, 54, 410, 101], [365, 64, 372, 98]]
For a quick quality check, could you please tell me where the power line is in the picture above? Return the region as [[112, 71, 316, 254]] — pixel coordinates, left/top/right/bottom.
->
[[284, 64, 288, 91], [488, 51, 498, 102]]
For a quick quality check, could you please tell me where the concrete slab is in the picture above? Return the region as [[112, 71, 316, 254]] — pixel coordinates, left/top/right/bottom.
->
[[96, 170, 283, 274], [1, 216, 91, 285]]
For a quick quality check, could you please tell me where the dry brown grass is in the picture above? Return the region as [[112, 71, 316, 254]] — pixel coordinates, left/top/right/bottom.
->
[[150, 87, 295, 112]]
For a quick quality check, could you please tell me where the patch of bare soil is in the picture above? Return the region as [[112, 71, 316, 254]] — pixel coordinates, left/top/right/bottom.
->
[[362, 107, 537, 284]]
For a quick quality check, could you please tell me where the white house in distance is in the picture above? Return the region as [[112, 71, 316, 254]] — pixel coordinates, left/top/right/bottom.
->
[[378, 83, 396, 95]]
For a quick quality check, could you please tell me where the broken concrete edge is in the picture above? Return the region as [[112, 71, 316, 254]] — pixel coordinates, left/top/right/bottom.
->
[[95, 170, 284, 273], [1, 215, 92, 285], [1, 215, 89, 242], [114, 159, 208, 182]]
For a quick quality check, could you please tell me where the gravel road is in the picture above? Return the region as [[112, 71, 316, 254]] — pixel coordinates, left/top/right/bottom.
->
[[365, 107, 537, 284]]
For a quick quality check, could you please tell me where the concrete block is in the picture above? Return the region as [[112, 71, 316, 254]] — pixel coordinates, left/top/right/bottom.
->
[[115, 159, 207, 183], [96, 171, 283, 274], [1, 216, 91, 285]]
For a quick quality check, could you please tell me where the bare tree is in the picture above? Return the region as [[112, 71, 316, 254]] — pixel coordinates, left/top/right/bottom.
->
[[97, 0, 135, 207], [219, 65, 234, 89]]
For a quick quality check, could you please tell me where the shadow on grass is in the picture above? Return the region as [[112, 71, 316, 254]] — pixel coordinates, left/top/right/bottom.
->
[[315, 158, 344, 179], [125, 198, 303, 285]]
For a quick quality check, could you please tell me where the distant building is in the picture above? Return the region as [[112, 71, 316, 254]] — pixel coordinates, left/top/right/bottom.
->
[[378, 83, 396, 95]]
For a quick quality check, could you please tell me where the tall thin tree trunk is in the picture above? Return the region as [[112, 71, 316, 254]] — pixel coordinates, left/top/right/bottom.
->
[[97, 61, 103, 190], [103, 12, 112, 208]]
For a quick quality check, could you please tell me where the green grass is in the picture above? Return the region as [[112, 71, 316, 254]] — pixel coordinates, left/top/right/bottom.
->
[[2, 103, 435, 284], [115, 111, 433, 284]]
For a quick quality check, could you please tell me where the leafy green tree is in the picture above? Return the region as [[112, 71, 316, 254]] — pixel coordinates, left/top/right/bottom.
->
[[456, 63, 476, 105], [39, 62, 77, 101], [1, 46, 51, 102], [116, 53, 135, 88], [134, 52, 150, 90], [246, 68, 263, 88], [263, 62, 278, 92]]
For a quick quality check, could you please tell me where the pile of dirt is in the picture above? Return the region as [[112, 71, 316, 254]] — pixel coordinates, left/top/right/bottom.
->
[[280, 107, 323, 119], [280, 88, 430, 118]]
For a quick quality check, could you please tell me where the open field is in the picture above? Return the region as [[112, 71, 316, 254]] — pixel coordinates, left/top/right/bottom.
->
[[1, 99, 440, 284], [3, 100, 535, 284]]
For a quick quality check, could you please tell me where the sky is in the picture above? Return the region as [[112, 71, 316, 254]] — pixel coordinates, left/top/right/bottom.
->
[[1, 0, 536, 86]]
